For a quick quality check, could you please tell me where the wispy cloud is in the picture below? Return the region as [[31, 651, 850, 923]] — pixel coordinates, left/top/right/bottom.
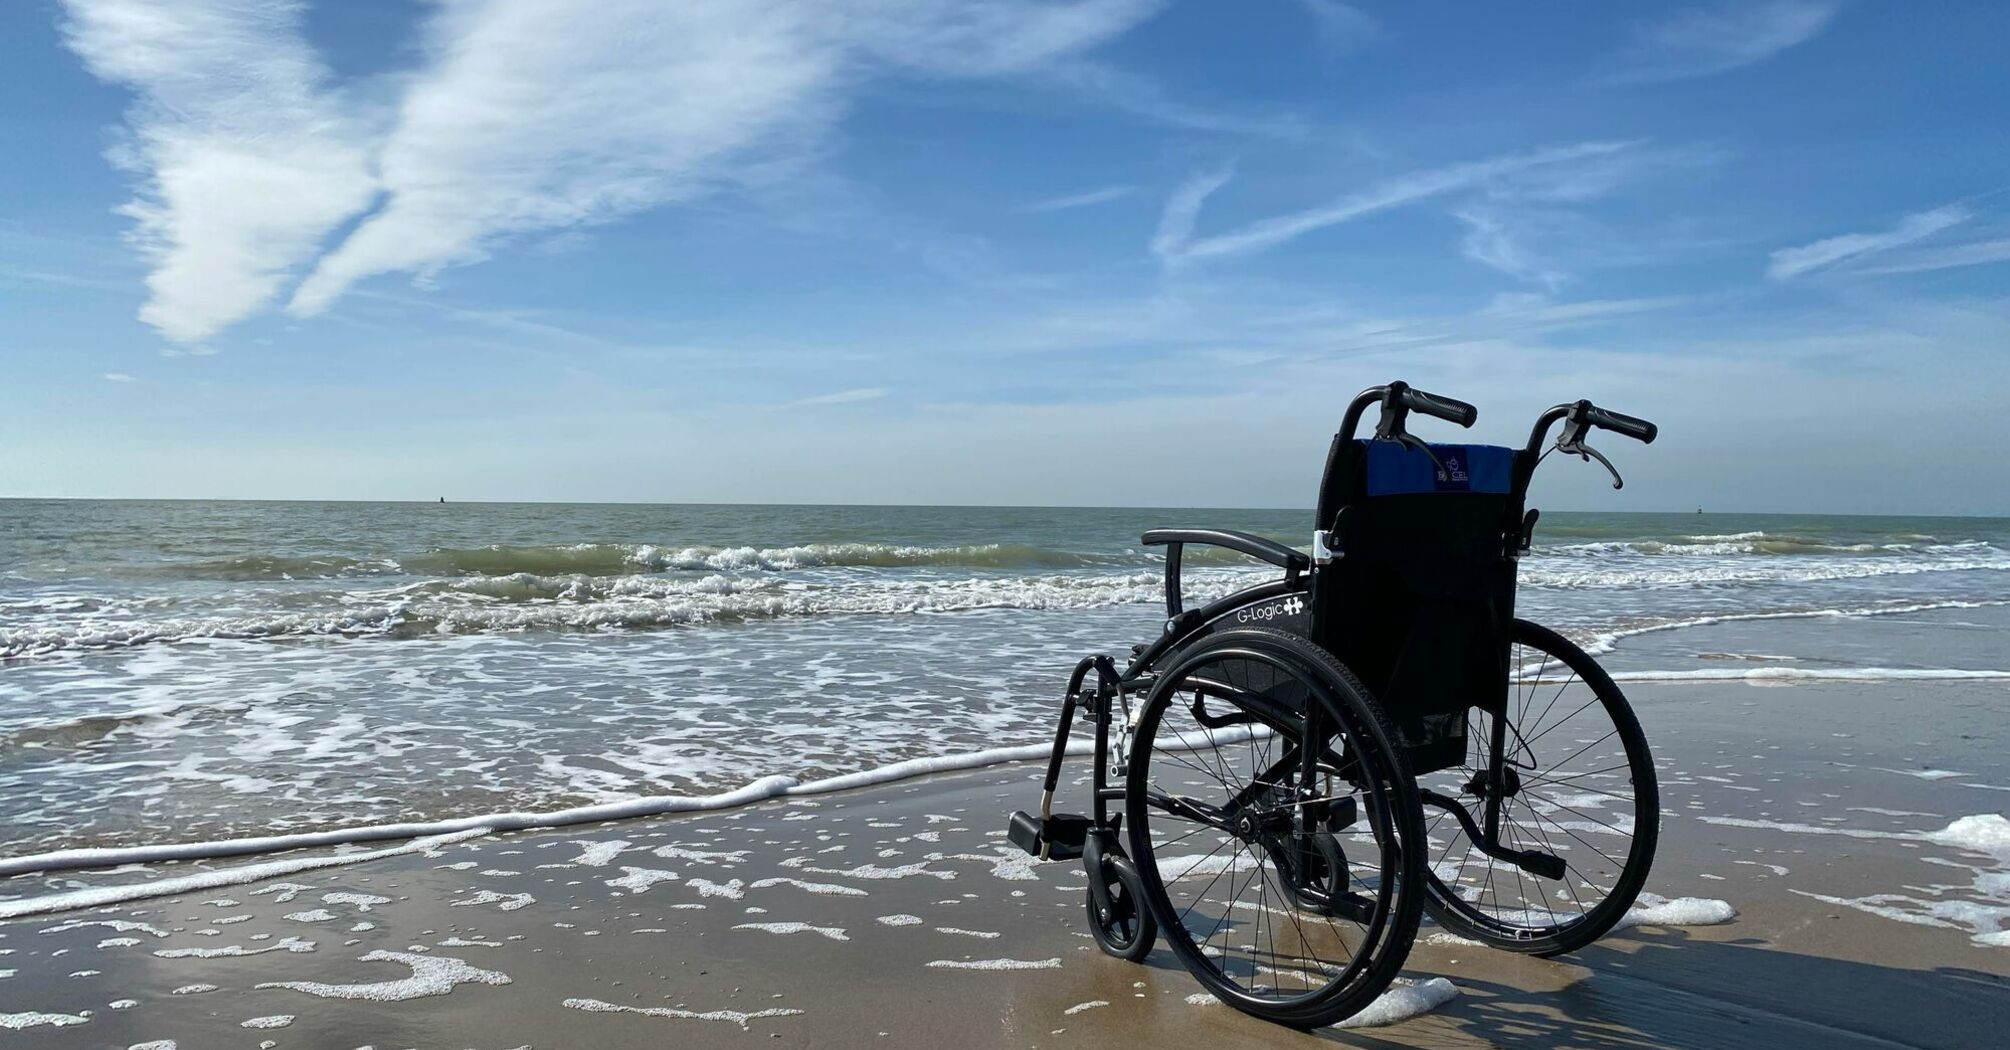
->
[[1297, 0, 1381, 54], [102, 372, 136, 382], [62, 0, 1166, 339], [1862, 237, 2010, 276], [1150, 167, 1235, 260], [1019, 185, 1136, 214], [1767, 205, 1970, 279], [1155, 141, 1637, 264], [288, 0, 1164, 318], [1455, 209, 1565, 290], [1608, 1, 1840, 83], [59, 0, 380, 343], [1040, 60, 1305, 139], [789, 387, 888, 407]]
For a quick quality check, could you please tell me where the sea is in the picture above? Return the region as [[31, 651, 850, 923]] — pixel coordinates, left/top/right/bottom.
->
[[3, 500, 2006, 862]]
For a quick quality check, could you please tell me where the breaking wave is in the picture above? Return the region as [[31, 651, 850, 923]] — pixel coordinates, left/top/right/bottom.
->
[[0, 568, 1267, 658], [141, 541, 1258, 580]]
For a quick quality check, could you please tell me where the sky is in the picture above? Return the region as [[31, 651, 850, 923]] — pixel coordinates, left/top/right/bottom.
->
[[2, 0, 2007, 514]]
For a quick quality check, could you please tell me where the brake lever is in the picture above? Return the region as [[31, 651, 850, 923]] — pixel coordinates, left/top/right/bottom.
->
[[1559, 438, 1624, 489]]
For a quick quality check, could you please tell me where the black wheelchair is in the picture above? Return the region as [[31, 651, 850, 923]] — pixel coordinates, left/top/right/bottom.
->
[[1008, 381, 1661, 1028]]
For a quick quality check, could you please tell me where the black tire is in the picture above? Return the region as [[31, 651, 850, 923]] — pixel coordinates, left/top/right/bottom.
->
[[1086, 851, 1157, 962], [1419, 619, 1659, 956], [1125, 628, 1425, 1029]]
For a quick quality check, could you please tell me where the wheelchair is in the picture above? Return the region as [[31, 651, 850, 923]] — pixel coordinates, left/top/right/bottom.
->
[[1008, 381, 1661, 1028]]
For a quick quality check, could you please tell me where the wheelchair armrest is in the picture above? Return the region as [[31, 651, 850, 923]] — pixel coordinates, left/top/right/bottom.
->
[[1141, 528, 1308, 620], [1142, 529, 1309, 575]]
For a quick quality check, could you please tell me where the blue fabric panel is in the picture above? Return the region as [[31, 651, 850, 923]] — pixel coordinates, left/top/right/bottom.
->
[[1362, 441, 1513, 495]]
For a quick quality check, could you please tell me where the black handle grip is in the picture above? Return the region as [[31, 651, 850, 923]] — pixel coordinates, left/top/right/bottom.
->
[[1584, 405, 1657, 444], [1398, 386, 1478, 428]]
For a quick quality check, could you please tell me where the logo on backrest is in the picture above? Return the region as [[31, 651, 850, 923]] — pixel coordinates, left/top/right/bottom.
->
[[1435, 450, 1471, 490]]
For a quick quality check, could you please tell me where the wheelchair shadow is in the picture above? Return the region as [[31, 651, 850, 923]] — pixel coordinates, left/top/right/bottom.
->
[[1286, 927, 2005, 1049]]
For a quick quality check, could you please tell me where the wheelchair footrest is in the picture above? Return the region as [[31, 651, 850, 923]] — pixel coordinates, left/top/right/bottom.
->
[[1511, 849, 1566, 881], [1007, 811, 1089, 861]]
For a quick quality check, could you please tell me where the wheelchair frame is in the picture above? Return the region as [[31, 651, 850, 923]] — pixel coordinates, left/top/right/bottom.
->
[[1008, 379, 1660, 1023]]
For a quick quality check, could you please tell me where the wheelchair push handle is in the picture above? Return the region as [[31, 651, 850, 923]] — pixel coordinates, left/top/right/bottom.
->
[[1581, 404, 1657, 444], [1338, 380, 1478, 444], [1395, 384, 1479, 429]]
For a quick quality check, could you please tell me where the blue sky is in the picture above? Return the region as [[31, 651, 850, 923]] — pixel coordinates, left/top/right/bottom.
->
[[3, 1, 2007, 513]]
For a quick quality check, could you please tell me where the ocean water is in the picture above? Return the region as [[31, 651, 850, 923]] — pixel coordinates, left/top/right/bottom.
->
[[2, 500, 2006, 860]]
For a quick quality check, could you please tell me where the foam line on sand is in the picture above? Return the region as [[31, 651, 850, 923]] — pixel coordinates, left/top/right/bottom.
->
[[0, 723, 1268, 897], [0, 830, 487, 921]]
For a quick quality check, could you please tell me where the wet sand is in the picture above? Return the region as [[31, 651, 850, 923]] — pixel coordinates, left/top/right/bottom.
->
[[3, 675, 2007, 1049]]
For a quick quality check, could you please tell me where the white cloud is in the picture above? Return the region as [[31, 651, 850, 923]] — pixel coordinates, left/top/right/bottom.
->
[[59, 0, 380, 343], [1455, 209, 1565, 290], [1150, 167, 1235, 261], [1297, 0, 1380, 53], [1767, 205, 1970, 279], [1157, 141, 1636, 264], [1610, 1, 1840, 83], [102, 372, 136, 382], [1019, 185, 1136, 214], [62, 0, 1165, 338], [1861, 237, 2010, 276], [789, 387, 888, 407], [289, 0, 1164, 317], [1038, 61, 1306, 139]]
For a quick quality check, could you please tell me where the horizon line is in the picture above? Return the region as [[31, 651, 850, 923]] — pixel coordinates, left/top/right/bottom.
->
[[0, 495, 2002, 520]]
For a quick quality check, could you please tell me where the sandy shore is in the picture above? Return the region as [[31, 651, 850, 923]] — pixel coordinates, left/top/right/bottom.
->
[[3, 675, 2007, 1049]]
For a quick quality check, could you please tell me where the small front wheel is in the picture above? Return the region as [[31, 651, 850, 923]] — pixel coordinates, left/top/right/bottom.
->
[[1086, 851, 1156, 961]]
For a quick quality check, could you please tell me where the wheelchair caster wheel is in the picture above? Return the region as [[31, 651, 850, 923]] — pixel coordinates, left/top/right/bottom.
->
[[1086, 850, 1156, 962]]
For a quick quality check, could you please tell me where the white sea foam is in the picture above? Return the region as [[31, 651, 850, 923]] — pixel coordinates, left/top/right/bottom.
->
[[156, 935, 315, 959], [322, 892, 391, 911], [1605, 667, 2010, 683], [562, 997, 803, 1029], [41, 918, 170, 938], [449, 890, 534, 912], [257, 950, 510, 1001], [283, 909, 337, 923], [239, 1015, 293, 1029], [1618, 894, 1736, 929], [2, 1010, 92, 1030], [0, 830, 485, 921], [688, 878, 746, 900], [606, 867, 681, 893], [1713, 813, 2010, 946], [926, 957, 1062, 970], [749, 876, 868, 897], [1335, 977, 1461, 1029], [877, 914, 923, 926], [732, 921, 849, 941]]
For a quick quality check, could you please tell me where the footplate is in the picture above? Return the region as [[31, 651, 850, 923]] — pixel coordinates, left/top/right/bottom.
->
[[1007, 810, 1089, 861]]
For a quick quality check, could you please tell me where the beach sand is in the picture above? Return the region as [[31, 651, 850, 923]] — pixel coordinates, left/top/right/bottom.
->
[[3, 675, 2007, 1049]]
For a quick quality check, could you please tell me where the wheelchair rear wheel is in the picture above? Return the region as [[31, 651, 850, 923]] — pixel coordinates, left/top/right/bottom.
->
[[1419, 619, 1659, 956], [1125, 628, 1425, 1029]]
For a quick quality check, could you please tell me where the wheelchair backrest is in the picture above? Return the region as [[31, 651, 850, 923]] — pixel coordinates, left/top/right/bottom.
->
[[1311, 439, 1529, 772]]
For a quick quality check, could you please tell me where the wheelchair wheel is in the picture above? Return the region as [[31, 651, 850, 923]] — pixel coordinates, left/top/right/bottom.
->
[[1124, 628, 1424, 1030], [1085, 849, 1156, 962], [1419, 619, 1659, 956]]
